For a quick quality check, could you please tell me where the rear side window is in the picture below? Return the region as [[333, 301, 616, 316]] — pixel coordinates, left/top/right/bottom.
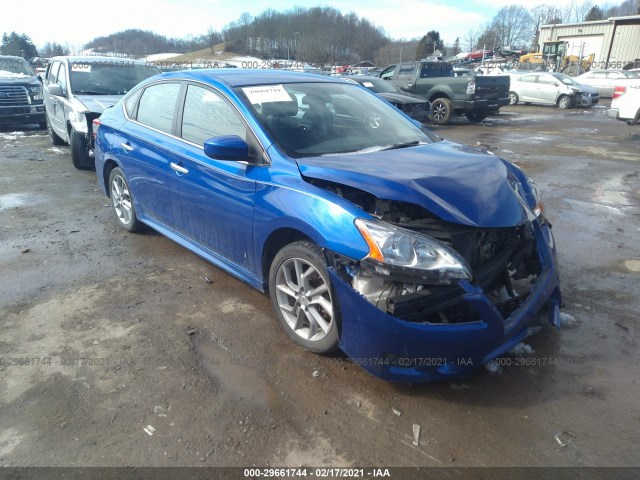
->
[[136, 83, 181, 134], [397, 62, 416, 81], [124, 88, 143, 118], [519, 74, 536, 83], [181, 85, 246, 145]]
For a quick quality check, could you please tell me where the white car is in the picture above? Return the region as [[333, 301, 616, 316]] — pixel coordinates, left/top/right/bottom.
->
[[508, 72, 600, 109], [606, 80, 640, 125], [575, 70, 640, 97]]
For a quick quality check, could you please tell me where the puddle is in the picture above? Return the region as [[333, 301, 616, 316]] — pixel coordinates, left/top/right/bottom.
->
[[193, 333, 277, 410]]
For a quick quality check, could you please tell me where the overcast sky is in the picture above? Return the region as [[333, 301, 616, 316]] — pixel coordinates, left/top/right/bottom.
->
[[2, 0, 613, 51]]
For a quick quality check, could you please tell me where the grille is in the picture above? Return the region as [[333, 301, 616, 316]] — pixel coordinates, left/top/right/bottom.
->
[[0, 86, 29, 106]]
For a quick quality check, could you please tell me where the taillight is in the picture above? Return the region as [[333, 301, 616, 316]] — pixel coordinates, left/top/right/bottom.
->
[[612, 86, 626, 100], [466, 79, 476, 95], [92, 118, 101, 137]]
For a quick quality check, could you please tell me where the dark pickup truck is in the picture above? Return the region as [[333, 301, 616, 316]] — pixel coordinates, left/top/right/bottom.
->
[[0, 56, 46, 128], [380, 61, 510, 125]]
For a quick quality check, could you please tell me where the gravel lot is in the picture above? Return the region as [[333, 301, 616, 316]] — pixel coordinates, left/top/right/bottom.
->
[[1, 101, 639, 472]]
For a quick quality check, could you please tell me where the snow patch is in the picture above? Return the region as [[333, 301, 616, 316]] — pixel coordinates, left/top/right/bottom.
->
[[510, 342, 535, 355], [560, 312, 579, 327], [484, 360, 503, 375]]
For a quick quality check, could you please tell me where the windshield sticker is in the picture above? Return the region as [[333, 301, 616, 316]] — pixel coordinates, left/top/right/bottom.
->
[[363, 82, 374, 88], [242, 85, 291, 104], [71, 63, 92, 73]]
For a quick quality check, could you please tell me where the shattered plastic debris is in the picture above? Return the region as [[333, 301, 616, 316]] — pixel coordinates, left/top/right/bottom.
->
[[392, 406, 402, 416], [154, 405, 168, 417], [204, 276, 213, 284], [554, 431, 576, 447], [143, 425, 156, 436], [412, 424, 421, 446], [484, 359, 503, 375], [312, 370, 321, 378], [559, 312, 579, 327], [510, 342, 535, 355]]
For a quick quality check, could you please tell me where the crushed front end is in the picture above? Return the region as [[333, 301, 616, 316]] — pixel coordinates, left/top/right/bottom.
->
[[323, 192, 561, 382]]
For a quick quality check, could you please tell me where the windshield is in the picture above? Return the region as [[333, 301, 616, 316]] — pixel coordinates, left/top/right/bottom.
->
[[69, 62, 160, 95], [237, 82, 432, 158], [0, 58, 34, 78], [554, 74, 578, 86]]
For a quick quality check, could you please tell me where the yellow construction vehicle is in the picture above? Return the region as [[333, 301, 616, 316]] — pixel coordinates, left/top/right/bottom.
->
[[518, 41, 594, 76]]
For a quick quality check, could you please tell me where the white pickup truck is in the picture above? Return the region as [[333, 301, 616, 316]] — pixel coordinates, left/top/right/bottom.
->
[[606, 80, 640, 125]]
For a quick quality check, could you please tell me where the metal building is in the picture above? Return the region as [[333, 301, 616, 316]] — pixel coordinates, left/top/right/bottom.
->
[[539, 15, 640, 68]]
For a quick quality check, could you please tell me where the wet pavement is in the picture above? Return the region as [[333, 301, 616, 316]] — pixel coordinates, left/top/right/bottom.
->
[[0, 103, 639, 469]]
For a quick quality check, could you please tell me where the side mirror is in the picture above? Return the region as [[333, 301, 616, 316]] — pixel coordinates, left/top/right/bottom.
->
[[204, 135, 249, 161], [48, 84, 64, 96]]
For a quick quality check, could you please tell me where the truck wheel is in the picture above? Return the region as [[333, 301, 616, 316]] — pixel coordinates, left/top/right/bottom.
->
[[70, 130, 95, 170], [466, 112, 487, 123], [508, 92, 519, 106], [430, 98, 452, 125], [557, 95, 573, 110]]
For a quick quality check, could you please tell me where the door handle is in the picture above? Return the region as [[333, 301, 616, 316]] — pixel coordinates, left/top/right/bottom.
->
[[120, 142, 133, 152], [170, 162, 189, 174]]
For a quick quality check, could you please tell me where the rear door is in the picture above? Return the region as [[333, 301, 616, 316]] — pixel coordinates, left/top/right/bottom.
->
[[119, 81, 183, 228], [515, 74, 537, 102]]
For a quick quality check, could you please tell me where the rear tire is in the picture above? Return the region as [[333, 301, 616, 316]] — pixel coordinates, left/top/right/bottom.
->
[[70, 130, 95, 170], [109, 167, 144, 232], [465, 112, 487, 123], [508, 91, 519, 106], [430, 98, 452, 125]]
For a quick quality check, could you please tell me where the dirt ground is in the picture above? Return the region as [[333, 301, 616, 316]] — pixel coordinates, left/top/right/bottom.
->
[[1, 101, 639, 472]]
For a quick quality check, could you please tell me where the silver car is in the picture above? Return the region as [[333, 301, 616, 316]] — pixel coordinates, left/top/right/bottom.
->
[[42, 56, 160, 169], [575, 69, 640, 97], [508, 72, 600, 109]]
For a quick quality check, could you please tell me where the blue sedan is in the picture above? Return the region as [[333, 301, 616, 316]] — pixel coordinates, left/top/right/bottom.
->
[[94, 69, 562, 382]]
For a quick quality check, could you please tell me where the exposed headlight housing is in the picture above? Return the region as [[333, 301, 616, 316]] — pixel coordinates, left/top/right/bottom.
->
[[355, 219, 472, 284]]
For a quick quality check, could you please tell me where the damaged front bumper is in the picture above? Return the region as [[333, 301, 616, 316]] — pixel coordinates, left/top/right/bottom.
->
[[331, 221, 561, 383]]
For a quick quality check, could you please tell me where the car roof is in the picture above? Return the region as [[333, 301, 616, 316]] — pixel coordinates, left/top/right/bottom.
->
[[50, 56, 148, 64], [158, 69, 346, 88]]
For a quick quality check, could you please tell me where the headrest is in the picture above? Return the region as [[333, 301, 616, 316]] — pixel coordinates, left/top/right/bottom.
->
[[301, 94, 331, 105], [261, 101, 298, 118]]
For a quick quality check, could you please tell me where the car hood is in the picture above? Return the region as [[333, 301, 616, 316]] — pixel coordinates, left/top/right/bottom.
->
[[378, 92, 426, 105], [0, 76, 39, 86], [574, 83, 599, 94], [296, 141, 530, 228], [75, 95, 123, 114]]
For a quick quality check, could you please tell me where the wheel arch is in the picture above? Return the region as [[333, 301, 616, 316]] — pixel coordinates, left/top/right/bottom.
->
[[102, 159, 121, 197], [261, 228, 315, 291]]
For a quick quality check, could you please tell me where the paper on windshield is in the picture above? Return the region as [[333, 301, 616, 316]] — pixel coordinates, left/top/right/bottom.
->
[[242, 85, 291, 104]]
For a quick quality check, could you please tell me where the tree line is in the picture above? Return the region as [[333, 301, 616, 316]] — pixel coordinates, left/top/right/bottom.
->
[[2, 0, 637, 65]]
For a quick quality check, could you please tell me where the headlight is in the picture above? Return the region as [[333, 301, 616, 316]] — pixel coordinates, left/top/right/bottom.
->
[[29, 86, 43, 101], [528, 179, 544, 217], [354, 219, 472, 284]]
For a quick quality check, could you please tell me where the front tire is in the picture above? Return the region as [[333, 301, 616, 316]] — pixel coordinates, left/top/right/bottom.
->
[[269, 241, 340, 354], [70, 130, 95, 169], [109, 167, 144, 232], [558, 95, 573, 110], [430, 98, 452, 125], [508, 91, 519, 106]]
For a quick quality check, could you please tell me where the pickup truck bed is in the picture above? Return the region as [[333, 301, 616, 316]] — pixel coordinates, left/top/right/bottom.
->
[[380, 61, 510, 125]]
